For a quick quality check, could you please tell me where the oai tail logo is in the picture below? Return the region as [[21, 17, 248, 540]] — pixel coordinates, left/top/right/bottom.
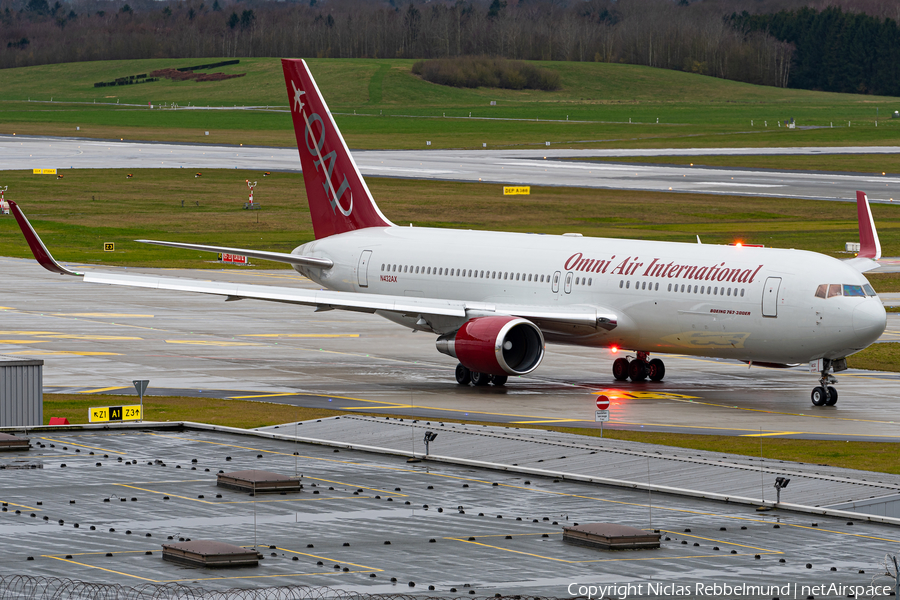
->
[[282, 59, 392, 239]]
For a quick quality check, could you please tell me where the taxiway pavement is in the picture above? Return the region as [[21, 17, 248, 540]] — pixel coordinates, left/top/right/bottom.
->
[[2, 136, 899, 202], [4, 258, 899, 442]]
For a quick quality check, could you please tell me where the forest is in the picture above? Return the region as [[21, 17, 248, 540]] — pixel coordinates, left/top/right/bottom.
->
[[2, 0, 900, 95]]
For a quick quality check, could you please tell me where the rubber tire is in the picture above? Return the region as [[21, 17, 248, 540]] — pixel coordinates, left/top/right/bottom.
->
[[811, 386, 828, 406], [455, 364, 471, 385], [628, 359, 648, 382], [612, 358, 629, 381], [471, 371, 492, 386], [825, 386, 838, 406], [492, 375, 508, 386], [648, 358, 666, 382]]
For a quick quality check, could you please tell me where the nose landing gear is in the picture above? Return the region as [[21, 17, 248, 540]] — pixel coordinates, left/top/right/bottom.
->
[[810, 359, 840, 406], [612, 351, 665, 383]]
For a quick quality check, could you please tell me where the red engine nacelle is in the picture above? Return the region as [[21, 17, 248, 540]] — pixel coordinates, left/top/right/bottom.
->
[[436, 316, 545, 376]]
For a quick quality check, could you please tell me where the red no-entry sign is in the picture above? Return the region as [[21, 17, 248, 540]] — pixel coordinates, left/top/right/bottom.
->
[[595, 395, 610, 411]]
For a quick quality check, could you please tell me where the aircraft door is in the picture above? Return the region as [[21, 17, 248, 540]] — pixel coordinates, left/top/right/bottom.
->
[[762, 277, 781, 317], [564, 271, 573, 294], [552, 271, 561, 293], [357, 250, 373, 287]]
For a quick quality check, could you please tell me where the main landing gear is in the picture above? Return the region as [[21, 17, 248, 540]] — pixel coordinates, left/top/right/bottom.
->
[[612, 351, 665, 383], [455, 363, 508, 387], [811, 359, 839, 406]]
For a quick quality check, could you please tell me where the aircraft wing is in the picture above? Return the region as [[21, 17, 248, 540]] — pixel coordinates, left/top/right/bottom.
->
[[81, 270, 615, 329], [9, 200, 615, 332]]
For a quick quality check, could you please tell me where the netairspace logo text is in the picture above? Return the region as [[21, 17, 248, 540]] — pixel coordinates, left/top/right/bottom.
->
[[567, 582, 895, 599]]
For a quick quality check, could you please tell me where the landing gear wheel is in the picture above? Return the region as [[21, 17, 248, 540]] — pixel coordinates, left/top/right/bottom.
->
[[471, 371, 492, 386], [825, 386, 838, 406], [491, 375, 508, 386], [811, 386, 828, 406], [628, 359, 647, 382], [612, 358, 629, 381], [647, 358, 666, 382], [455, 364, 471, 385]]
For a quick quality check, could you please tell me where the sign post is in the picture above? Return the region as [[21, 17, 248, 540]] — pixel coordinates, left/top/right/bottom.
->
[[133, 380, 149, 422], [595, 395, 610, 438]]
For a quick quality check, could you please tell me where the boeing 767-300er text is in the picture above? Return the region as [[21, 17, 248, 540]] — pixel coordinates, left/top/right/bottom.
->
[[10, 59, 888, 406]]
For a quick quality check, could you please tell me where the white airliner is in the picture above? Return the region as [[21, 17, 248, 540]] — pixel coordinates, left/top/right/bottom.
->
[[10, 59, 887, 407]]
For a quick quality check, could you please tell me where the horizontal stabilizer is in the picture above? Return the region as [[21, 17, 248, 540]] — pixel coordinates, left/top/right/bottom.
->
[[135, 240, 333, 269]]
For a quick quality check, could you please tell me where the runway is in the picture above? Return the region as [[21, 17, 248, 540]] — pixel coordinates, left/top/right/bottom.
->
[[4, 258, 900, 442], [3, 136, 900, 202]]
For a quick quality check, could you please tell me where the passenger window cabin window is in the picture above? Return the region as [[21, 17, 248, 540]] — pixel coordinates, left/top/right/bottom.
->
[[381, 264, 385, 271], [727, 288, 731, 296], [427, 267, 431, 274], [654, 283, 658, 291], [588, 278, 593, 286], [827, 284, 842, 298], [667, 284, 672, 292], [541, 275, 546, 283], [741, 289, 745, 297], [619, 280, 624, 288], [626, 281, 630, 289]]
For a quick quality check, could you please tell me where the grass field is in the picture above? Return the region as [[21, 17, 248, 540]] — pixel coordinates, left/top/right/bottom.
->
[[3, 168, 900, 267], [2, 58, 900, 149], [578, 154, 900, 174], [42, 393, 900, 474], [846, 342, 900, 372]]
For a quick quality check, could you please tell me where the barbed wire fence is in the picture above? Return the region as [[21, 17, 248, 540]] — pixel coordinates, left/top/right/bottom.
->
[[0, 576, 550, 600]]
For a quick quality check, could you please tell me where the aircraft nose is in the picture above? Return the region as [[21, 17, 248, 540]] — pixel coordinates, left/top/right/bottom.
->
[[853, 300, 887, 338]]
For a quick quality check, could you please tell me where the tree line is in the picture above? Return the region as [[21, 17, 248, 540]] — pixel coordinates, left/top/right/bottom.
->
[[732, 6, 900, 96], [1, 0, 899, 95]]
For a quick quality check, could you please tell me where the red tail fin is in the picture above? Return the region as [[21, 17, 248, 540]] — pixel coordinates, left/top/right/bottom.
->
[[282, 59, 392, 239]]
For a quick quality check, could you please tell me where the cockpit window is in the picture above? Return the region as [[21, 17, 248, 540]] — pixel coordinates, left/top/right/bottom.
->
[[816, 283, 876, 298]]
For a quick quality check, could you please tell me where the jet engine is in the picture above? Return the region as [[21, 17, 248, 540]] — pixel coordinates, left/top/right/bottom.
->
[[435, 316, 545, 376]]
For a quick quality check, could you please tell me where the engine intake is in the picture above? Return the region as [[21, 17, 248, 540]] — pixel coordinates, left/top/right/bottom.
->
[[436, 316, 545, 376]]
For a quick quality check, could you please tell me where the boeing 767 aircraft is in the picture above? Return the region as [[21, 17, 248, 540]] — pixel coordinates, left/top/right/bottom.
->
[[10, 59, 887, 406]]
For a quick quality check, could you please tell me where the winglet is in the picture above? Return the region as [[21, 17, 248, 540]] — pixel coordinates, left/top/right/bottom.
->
[[8, 200, 82, 276], [856, 191, 881, 260]]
